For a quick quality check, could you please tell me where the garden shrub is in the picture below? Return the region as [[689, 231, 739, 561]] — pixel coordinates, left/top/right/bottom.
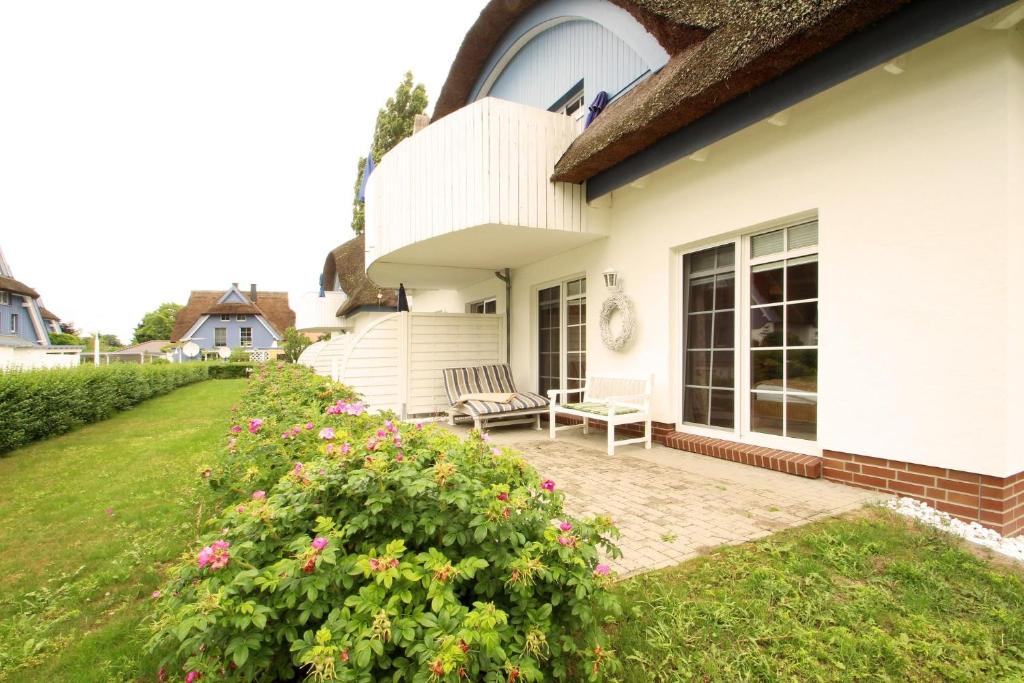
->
[[0, 363, 208, 454], [148, 364, 622, 681], [207, 363, 256, 380]]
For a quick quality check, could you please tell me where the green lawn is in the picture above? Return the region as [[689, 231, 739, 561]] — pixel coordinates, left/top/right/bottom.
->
[[613, 509, 1024, 682], [0, 379, 245, 682], [3, 381, 1024, 682]]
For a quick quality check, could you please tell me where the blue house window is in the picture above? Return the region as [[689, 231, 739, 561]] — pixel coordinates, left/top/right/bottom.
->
[[240, 327, 253, 347], [236, 315, 246, 321], [214, 327, 227, 347], [220, 314, 231, 322], [9, 312, 18, 334], [0, 291, 8, 305]]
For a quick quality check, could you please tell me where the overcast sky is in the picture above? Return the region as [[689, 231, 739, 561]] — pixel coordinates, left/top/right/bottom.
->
[[0, 0, 484, 342]]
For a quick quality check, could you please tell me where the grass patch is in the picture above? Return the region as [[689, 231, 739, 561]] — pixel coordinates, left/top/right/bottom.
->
[[0, 379, 245, 682], [612, 509, 1024, 681]]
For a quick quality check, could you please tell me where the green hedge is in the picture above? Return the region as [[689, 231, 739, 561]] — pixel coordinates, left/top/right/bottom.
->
[[0, 364, 209, 454], [206, 363, 255, 379]]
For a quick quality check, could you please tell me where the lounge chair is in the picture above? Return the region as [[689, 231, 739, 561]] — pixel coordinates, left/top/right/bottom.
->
[[442, 364, 548, 430]]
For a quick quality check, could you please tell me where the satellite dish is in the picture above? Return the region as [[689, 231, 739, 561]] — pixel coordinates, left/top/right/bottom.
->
[[182, 341, 200, 358], [217, 346, 231, 360]]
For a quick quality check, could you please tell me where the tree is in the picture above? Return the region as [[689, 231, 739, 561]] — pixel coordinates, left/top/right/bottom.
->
[[79, 334, 123, 351], [351, 71, 428, 234], [132, 302, 183, 344], [281, 327, 312, 363], [59, 321, 78, 335], [48, 332, 79, 346]]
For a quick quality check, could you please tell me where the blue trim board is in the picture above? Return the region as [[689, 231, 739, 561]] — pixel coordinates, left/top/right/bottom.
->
[[586, 0, 1017, 201]]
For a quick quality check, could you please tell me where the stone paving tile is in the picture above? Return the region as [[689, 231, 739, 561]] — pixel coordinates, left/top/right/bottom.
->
[[446, 425, 886, 576]]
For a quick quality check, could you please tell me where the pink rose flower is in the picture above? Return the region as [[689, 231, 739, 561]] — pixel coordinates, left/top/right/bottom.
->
[[594, 564, 611, 576], [497, 492, 509, 501], [199, 540, 230, 569], [376, 429, 386, 439], [186, 670, 201, 682], [236, 505, 245, 513], [312, 537, 329, 551], [340, 442, 351, 455], [151, 590, 161, 599], [230, 424, 242, 434], [293, 462, 304, 475], [305, 422, 314, 430], [384, 420, 395, 432], [541, 479, 556, 491], [559, 521, 573, 532], [415, 422, 423, 431], [252, 490, 266, 500], [248, 418, 263, 434], [557, 536, 576, 547], [319, 427, 336, 440], [395, 453, 404, 462]]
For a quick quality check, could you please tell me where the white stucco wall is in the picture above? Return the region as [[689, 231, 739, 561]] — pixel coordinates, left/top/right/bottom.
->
[[444, 23, 1021, 476]]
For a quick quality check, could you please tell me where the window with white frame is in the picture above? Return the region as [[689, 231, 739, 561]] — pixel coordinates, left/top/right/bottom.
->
[[468, 298, 497, 314], [240, 327, 253, 347], [537, 276, 587, 397], [0, 291, 8, 305], [214, 327, 227, 347], [236, 314, 246, 321], [749, 222, 818, 440], [681, 219, 818, 442], [554, 85, 586, 132], [220, 314, 231, 321], [9, 312, 18, 334]]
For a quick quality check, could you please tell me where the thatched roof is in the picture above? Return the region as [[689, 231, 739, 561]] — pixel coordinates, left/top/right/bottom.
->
[[321, 234, 397, 318], [0, 275, 40, 299], [171, 288, 295, 342], [38, 305, 60, 321], [433, 0, 909, 183]]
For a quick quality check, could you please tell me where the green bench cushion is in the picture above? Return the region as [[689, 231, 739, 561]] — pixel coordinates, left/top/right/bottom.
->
[[563, 402, 639, 416]]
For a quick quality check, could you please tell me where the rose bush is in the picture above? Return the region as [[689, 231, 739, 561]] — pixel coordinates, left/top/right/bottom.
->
[[148, 364, 621, 681]]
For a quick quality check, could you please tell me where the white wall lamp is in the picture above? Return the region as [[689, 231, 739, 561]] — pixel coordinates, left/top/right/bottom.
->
[[602, 268, 621, 292]]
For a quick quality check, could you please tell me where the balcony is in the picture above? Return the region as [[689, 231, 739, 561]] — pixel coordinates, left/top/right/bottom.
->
[[365, 97, 608, 289], [294, 290, 351, 333]]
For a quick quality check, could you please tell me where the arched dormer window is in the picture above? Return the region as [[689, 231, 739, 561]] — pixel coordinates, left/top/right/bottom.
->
[[470, 0, 667, 120]]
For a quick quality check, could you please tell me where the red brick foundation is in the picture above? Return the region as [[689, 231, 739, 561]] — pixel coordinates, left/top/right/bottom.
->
[[546, 417, 1024, 535], [823, 451, 1024, 537], [547, 415, 820, 478]]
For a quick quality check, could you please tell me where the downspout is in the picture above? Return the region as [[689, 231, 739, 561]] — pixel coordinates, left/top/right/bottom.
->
[[495, 268, 511, 364]]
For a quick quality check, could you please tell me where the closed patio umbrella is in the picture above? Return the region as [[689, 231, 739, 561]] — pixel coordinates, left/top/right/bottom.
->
[[585, 91, 609, 128], [397, 283, 410, 312]]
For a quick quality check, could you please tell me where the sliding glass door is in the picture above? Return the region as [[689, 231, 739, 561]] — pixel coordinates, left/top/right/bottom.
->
[[538, 277, 587, 397], [683, 244, 736, 428], [681, 220, 819, 443]]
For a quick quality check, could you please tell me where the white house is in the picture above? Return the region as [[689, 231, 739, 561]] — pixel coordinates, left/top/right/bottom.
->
[[349, 0, 1024, 535]]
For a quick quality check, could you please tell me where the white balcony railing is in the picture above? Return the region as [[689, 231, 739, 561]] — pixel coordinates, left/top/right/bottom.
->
[[365, 97, 605, 288], [294, 290, 350, 332]]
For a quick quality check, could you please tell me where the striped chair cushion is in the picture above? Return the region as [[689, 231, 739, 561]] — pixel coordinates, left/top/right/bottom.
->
[[442, 364, 547, 416], [461, 391, 548, 416], [443, 364, 516, 405]]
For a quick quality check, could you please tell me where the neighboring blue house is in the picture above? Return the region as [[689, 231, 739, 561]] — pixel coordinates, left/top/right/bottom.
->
[[0, 246, 51, 348], [170, 284, 295, 361], [0, 246, 80, 369]]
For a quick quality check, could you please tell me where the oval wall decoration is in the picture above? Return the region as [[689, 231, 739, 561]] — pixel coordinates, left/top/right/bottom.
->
[[600, 293, 635, 351]]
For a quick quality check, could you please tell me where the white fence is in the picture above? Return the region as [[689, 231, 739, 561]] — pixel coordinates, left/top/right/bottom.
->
[[303, 312, 505, 417]]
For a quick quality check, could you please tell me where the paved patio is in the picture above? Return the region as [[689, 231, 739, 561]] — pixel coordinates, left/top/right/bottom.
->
[[446, 424, 886, 575]]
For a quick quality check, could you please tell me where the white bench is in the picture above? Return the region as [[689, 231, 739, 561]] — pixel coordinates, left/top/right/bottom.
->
[[547, 375, 653, 455]]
